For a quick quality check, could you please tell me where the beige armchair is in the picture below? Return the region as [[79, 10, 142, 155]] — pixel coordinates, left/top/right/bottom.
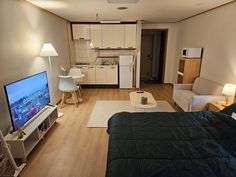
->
[[173, 77, 225, 112]]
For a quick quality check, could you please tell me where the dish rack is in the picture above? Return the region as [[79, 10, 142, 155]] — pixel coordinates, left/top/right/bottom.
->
[[0, 130, 25, 177]]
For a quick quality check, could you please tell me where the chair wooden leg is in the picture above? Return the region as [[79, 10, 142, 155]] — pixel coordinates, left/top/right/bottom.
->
[[77, 88, 82, 98], [72, 92, 78, 107], [65, 93, 70, 99], [79, 84, 83, 92], [60, 92, 66, 109]]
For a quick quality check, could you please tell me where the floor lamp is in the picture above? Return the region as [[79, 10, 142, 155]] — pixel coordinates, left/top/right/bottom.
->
[[40, 43, 64, 118]]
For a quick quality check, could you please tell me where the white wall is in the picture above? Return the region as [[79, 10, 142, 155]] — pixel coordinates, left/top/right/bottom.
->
[[142, 23, 178, 84], [176, 2, 236, 85], [0, 0, 70, 133]]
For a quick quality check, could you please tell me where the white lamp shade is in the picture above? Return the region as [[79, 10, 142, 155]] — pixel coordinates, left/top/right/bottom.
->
[[40, 43, 58, 57], [222, 84, 236, 96]]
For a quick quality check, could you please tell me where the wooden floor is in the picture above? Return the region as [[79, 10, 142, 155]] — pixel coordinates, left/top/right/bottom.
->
[[21, 84, 181, 177]]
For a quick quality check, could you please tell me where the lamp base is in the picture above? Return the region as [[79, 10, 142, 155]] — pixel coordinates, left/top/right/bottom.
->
[[58, 112, 64, 118], [222, 102, 230, 107]]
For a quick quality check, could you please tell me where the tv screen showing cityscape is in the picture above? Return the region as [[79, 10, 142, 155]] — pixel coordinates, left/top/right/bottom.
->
[[4, 71, 50, 131]]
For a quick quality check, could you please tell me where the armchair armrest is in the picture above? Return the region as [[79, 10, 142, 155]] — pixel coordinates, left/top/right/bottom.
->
[[173, 84, 193, 91], [191, 95, 225, 112]]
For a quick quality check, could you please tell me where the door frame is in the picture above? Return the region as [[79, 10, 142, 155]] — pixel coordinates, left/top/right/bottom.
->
[[140, 33, 155, 80], [141, 29, 168, 83]]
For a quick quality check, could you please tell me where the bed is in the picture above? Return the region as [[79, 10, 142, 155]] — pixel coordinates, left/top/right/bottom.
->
[[105, 105, 236, 177]]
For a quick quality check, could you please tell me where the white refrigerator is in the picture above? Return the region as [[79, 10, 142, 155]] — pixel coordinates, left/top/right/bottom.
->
[[119, 55, 134, 88]]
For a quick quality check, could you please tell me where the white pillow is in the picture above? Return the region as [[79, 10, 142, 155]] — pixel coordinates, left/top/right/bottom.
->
[[231, 112, 236, 120]]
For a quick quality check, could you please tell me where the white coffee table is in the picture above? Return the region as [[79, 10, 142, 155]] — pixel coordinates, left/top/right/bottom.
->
[[129, 91, 157, 111]]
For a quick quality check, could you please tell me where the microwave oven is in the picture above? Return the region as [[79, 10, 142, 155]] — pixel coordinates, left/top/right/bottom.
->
[[182, 48, 203, 58]]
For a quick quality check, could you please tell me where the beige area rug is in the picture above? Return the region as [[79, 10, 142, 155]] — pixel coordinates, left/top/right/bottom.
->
[[87, 100, 175, 128]]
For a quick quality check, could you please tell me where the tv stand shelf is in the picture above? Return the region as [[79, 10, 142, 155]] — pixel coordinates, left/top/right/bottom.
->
[[5, 105, 58, 162]]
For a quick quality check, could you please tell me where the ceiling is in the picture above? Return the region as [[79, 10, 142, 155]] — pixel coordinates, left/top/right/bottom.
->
[[26, 0, 234, 23]]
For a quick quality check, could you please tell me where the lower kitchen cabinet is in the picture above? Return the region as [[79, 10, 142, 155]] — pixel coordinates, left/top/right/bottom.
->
[[80, 66, 96, 84], [95, 66, 107, 84], [87, 66, 96, 84], [106, 65, 118, 84], [78, 65, 118, 85]]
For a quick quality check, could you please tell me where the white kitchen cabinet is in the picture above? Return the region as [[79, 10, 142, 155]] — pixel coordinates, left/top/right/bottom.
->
[[113, 25, 125, 48], [75, 65, 118, 85], [95, 66, 107, 84], [102, 25, 125, 48], [79, 66, 88, 84], [90, 24, 102, 48], [87, 66, 96, 84], [72, 24, 90, 40], [107, 65, 118, 84], [125, 24, 137, 48], [80, 66, 95, 84], [101, 25, 113, 48]]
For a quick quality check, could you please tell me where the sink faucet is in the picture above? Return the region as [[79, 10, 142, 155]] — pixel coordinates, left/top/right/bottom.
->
[[101, 59, 109, 65]]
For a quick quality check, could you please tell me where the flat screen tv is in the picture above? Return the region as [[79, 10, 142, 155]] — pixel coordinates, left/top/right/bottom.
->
[[4, 71, 50, 131]]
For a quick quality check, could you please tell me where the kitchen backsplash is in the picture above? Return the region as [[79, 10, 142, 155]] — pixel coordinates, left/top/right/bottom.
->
[[75, 40, 98, 62], [75, 40, 137, 63]]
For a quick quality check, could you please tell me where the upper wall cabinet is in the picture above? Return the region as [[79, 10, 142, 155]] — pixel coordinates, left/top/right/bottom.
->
[[125, 24, 137, 48], [72, 24, 90, 40], [90, 24, 102, 48], [113, 25, 125, 48], [102, 25, 114, 48], [72, 23, 137, 49], [102, 24, 125, 48]]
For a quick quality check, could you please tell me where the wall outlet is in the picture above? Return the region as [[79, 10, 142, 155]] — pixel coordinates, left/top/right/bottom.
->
[[231, 112, 236, 120]]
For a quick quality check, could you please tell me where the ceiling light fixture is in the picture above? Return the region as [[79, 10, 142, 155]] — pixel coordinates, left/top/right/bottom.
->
[[117, 7, 128, 10], [100, 20, 121, 24], [108, 0, 139, 3]]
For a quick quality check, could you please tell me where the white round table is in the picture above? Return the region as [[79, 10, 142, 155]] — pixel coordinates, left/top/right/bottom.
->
[[71, 74, 85, 80]]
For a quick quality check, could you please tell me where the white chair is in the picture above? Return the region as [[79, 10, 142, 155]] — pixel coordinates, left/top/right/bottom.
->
[[69, 67, 83, 83], [68, 67, 84, 95], [58, 75, 82, 108]]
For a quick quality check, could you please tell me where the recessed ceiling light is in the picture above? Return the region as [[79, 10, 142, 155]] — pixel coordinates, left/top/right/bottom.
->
[[117, 7, 128, 10], [108, 0, 139, 4]]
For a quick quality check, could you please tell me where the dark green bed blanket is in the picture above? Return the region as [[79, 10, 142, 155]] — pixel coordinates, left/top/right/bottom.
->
[[105, 111, 236, 177]]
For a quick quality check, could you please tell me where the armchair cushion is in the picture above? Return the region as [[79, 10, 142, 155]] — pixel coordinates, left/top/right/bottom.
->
[[174, 84, 193, 90], [191, 95, 225, 112], [192, 77, 223, 95]]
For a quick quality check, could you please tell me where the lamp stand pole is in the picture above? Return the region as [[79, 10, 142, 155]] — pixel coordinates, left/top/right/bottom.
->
[[47, 56, 64, 118], [48, 56, 52, 70]]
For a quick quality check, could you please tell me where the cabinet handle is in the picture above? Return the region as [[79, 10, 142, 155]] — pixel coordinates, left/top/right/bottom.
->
[[89, 67, 94, 69], [177, 71, 184, 76]]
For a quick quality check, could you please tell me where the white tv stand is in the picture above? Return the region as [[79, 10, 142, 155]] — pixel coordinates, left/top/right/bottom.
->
[[5, 105, 58, 162]]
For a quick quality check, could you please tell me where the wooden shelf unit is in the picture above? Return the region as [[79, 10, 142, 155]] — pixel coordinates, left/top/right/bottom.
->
[[5, 106, 58, 162], [177, 58, 201, 84]]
